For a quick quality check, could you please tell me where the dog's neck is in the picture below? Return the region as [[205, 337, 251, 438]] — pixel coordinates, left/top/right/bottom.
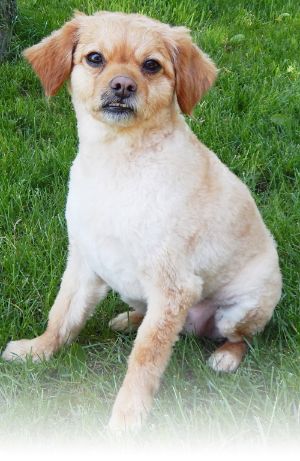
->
[[73, 100, 185, 157]]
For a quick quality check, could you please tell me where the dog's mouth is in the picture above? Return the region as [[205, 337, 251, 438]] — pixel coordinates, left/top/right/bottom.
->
[[101, 101, 135, 116]]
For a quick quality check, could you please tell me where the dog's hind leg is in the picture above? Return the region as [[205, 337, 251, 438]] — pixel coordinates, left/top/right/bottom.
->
[[2, 245, 108, 362], [208, 252, 281, 373]]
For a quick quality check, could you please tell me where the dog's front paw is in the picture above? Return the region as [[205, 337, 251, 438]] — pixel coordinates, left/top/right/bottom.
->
[[2, 336, 54, 362], [2, 339, 39, 362], [108, 385, 150, 433]]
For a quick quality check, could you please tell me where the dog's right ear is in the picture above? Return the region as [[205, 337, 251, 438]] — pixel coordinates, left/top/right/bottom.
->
[[23, 18, 80, 96]]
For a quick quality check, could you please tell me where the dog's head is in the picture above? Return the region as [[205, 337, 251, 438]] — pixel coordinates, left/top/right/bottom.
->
[[24, 12, 217, 126]]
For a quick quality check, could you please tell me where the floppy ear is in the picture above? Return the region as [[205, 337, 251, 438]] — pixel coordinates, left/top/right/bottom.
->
[[23, 18, 80, 96], [171, 27, 217, 115]]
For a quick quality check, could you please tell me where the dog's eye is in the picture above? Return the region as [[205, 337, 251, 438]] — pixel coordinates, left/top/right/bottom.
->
[[142, 59, 162, 74], [86, 52, 104, 67]]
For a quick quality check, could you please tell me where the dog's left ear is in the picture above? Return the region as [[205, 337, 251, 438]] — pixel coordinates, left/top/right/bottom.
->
[[171, 27, 218, 115], [23, 17, 80, 96]]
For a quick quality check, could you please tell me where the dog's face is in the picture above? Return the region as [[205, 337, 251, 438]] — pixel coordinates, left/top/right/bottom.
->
[[24, 12, 217, 126], [71, 13, 179, 126]]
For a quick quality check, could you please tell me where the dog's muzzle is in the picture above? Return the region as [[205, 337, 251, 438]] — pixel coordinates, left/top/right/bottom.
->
[[101, 75, 137, 118]]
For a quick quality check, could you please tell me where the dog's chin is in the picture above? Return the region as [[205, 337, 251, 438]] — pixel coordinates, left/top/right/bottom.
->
[[100, 104, 136, 126]]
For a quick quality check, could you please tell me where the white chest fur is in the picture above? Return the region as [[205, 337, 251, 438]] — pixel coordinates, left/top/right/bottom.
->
[[65, 122, 197, 301]]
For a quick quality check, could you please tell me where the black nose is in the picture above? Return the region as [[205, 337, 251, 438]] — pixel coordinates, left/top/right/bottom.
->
[[109, 76, 137, 99]]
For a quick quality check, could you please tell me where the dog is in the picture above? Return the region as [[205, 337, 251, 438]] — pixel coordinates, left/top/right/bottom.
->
[[2, 11, 282, 431]]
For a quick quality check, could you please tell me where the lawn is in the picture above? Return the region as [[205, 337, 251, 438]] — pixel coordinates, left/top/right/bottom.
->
[[0, 0, 300, 448]]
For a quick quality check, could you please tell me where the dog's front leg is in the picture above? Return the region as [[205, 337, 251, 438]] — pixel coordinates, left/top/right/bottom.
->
[[2, 244, 108, 361], [109, 279, 202, 432]]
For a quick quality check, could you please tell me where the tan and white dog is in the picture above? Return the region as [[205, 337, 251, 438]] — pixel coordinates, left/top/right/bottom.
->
[[2, 11, 281, 431]]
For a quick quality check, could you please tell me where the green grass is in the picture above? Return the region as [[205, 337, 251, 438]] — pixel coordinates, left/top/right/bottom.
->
[[0, 0, 300, 446]]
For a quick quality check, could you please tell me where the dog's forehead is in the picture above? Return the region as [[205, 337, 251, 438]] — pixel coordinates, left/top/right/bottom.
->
[[77, 13, 172, 60]]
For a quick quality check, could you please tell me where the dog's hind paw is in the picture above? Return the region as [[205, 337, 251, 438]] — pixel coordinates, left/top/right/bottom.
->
[[109, 311, 144, 333], [207, 341, 247, 373]]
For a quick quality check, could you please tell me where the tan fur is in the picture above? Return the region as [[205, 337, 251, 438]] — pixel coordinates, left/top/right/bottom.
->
[[170, 28, 217, 114], [24, 19, 79, 96], [216, 340, 247, 358], [109, 311, 144, 333], [232, 308, 272, 340], [208, 340, 247, 373]]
